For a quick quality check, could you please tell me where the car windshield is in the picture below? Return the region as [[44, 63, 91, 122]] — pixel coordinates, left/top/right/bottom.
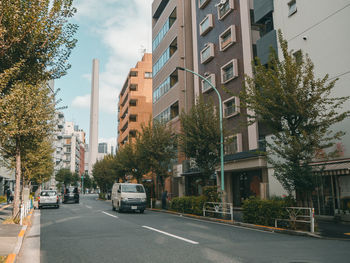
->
[[41, 191, 56, 196], [121, 185, 144, 193]]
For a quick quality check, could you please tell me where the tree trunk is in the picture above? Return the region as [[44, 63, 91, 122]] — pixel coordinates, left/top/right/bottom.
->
[[13, 143, 22, 219]]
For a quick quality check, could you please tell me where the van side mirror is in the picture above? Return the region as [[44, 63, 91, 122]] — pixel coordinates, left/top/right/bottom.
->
[[117, 189, 121, 193]]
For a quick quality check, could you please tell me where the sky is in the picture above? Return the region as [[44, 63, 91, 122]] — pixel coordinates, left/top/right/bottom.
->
[[55, 0, 152, 148]]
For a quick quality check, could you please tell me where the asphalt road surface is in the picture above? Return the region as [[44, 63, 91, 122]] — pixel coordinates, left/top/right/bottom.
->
[[39, 195, 350, 263]]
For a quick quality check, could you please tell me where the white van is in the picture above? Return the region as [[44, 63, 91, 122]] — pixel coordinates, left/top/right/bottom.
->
[[111, 183, 147, 213]]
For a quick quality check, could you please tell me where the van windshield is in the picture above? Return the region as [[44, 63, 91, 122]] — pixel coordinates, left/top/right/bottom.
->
[[121, 185, 145, 193]]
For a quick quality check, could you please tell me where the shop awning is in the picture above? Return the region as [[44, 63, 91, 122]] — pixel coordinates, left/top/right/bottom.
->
[[311, 160, 350, 176]]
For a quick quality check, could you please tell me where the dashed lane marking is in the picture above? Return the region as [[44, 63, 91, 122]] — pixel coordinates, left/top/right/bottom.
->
[[142, 226, 199, 245], [101, 211, 119, 219]]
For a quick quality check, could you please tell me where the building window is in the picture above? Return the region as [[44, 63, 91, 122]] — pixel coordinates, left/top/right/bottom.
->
[[129, 115, 137, 122], [221, 59, 238, 84], [199, 0, 210, 8], [154, 101, 179, 124], [153, 8, 177, 51], [153, 37, 177, 76], [144, 72, 152, 78], [200, 43, 214, 64], [217, 0, 234, 20], [130, 71, 138, 77], [293, 49, 302, 64], [288, 0, 297, 16], [223, 96, 240, 118], [153, 69, 178, 103], [201, 73, 215, 93], [129, 99, 137, 107], [199, 14, 213, 36], [129, 130, 137, 138], [225, 134, 242, 155], [129, 84, 137, 91], [219, 25, 236, 51]]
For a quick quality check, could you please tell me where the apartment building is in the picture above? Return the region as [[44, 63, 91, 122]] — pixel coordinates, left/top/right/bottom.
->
[[255, 0, 350, 216], [63, 122, 86, 176], [190, 0, 268, 204], [152, 0, 195, 197], [117, 53, 153, 148]]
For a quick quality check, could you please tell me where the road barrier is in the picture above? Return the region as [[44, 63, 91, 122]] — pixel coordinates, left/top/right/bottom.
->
[[203, 202, 234, 221], [275, 207, 315, 233], [20, 199, 33, 225]]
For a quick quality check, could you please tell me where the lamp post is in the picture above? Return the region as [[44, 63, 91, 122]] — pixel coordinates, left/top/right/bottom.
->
[[176, 67, 225, 192]]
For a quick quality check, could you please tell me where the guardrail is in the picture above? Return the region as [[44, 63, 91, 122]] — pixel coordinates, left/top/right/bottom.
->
[[275, 207, 315, 233], [20, 199, 33, 225], [203, 202, 233, 221]]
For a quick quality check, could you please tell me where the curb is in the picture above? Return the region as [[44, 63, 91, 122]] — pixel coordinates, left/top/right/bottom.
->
[[148, 208, 322, 239], [5, 209, 34, 263]]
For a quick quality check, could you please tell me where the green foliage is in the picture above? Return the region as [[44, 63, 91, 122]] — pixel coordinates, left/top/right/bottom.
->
[[136, 120, 177, 192], [98, 192, 106, 200], [55, 168, 79, 186], [242, 196, 296, 226], [170, 196, 206, 215], [92, 155, 120, 193], [179, 97, 220, 180], [202, 186, 221, 202], [0, 196, 6, 203], [0, 0, 78, 88], [241, 30, 350, 196]]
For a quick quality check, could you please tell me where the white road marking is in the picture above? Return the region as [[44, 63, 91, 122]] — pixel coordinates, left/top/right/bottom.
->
[[142, 226, 199, 245], [85, 205, 92, 209], [102, 211, 119, 219]]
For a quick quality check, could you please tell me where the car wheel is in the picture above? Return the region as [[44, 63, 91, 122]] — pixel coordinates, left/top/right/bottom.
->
[[118, 205, 123, 213], [56, 205, 60, 209], [112, 201, 116, 211], [38, 206, 41, 209], [140, 209, 144, 214]]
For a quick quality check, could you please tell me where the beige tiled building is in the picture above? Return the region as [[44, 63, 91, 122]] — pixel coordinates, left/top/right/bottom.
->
[[117, 53, 153, 148]]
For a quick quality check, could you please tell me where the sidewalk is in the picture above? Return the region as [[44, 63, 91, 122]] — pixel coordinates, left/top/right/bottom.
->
[[149, 208, 349, 240], [0, 203, 34, 263]]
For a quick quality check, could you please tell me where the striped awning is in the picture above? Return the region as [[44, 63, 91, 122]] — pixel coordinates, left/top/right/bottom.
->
[[311, 161, 350, 176]]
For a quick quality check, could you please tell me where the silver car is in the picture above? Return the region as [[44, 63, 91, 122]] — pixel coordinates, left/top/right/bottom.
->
[[38, 190, 59, 209]]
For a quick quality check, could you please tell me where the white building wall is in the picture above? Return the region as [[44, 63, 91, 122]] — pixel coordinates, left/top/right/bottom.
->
[[273, 0, 350, 158]]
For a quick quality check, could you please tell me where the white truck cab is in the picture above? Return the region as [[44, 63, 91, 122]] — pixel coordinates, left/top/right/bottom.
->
[[111, 183, 147, 213]]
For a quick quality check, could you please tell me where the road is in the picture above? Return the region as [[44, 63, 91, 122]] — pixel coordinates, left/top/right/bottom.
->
[[33, 195, 350, 263]]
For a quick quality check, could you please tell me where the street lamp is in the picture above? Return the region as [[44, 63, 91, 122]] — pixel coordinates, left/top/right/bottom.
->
[[176, 66, 225, 192]]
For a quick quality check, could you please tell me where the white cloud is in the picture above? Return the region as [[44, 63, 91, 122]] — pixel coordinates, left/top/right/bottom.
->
[[71, 0, 152, 115], [72, 94, 90, 108]]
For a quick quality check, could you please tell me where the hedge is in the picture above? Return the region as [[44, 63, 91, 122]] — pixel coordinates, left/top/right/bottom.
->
[[170, 196, 206, 215], [242, 196, 295, 226]]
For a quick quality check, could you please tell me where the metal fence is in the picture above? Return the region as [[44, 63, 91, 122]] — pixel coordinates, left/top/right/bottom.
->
[[20, 199, 33, 225], [203, 202, 234, 221], [274, 207, 315, 233]]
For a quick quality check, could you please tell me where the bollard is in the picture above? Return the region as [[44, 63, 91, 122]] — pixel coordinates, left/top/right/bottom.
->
[[230, 204, 233, 221], [311, 208, 315, 233]]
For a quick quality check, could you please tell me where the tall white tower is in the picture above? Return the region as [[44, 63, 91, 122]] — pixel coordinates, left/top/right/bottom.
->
[[88, 59, 99, 176]]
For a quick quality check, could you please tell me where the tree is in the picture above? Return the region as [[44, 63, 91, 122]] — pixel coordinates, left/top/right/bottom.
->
[[179, 97, 221, 182], [241, 30, 350, 205], [55, 168, 75, 187], [92, 155, 120, 193], [21, 138, 55, 186], [136, 120, 176, 196], [0, 83, 55, 217], [0, 0, 78, 89], [116, 142, 146, 183]]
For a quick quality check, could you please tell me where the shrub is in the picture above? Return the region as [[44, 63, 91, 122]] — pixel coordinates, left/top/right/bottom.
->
[[98, 192, 106, 200], [242, 196, 295, 226], [202, 186, 221, 202], [0, 195, 6, 203], [170, 196, 206, 216]]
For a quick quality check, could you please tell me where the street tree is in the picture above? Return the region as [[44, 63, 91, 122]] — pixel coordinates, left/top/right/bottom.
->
[[179, 97, 221, 183], [136, 120, 176, 196], [55, 168, 75, 187], [0, 83, 55, 218], [92, 155, 120, 194], [21, 138, 55, 186], [241, 30, 350, 205], [0, 0, 78, 89]]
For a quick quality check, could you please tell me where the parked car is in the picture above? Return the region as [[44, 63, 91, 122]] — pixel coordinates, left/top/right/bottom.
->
[[111, 183, 147, 213], [63, 187, 79, 204], [38, 190, 59, 209]]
